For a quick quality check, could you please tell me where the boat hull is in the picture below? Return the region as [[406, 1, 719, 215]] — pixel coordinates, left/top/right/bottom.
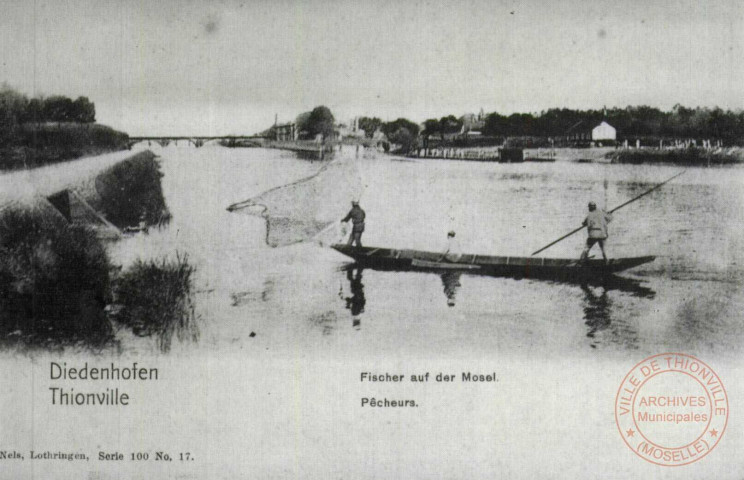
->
[[331, 244, 654, 281]]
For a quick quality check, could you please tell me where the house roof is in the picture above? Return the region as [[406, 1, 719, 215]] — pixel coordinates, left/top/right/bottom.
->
[[565, 120, 615, 134], [565, 120, 586, 134]]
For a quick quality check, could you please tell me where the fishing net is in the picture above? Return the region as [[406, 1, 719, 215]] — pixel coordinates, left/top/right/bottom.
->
[[228, 153, 364, 247]]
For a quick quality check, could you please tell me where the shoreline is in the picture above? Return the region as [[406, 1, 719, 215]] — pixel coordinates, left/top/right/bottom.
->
[[0, 122, 130, 171], [0, 147, 151, 206], [0, 147, 189, 352]]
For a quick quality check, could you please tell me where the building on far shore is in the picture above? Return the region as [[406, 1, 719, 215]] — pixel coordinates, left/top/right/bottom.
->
[[273, 122, 297, 141], [459, 109, 486, 136], [592, 121, 616, 141], [336, 117, 365, 141], [565, 120, 616, 145]]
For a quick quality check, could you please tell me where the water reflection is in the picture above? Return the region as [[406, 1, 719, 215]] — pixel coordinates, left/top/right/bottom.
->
[[582, 275, 656, 298], [340, 262, 657, 348], [582, 284, 611, 340], [441, 272, 462, 307], [580, 277, 655, 349], [343, 267, 365, 329]]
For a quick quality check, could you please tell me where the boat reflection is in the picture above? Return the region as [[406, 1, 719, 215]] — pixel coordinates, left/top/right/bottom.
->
[[580, 277, 654, 349], [339, 262, 656, 345], [580, 275, 656, 297], [582, 284, 611, 340], [441, 272, 462, 307]]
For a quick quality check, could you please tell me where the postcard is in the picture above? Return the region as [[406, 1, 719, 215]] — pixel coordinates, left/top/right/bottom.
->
[[0, 0, 742, 478]]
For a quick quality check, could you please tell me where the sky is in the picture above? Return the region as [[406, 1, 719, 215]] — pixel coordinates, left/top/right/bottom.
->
[[2, 0, 744, 136]]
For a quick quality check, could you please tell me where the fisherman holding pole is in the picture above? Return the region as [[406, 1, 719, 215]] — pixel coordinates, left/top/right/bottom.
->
[[531, 171, 686, 258], [579, 201, 612, 263], [341, 200, 366, 247]]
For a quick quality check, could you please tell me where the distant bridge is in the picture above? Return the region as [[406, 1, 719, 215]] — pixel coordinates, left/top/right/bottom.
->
[[127, 136, 267, 149]]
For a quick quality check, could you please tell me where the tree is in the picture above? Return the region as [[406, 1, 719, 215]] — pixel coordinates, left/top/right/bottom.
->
[[482, 112, 509, 136], [306, 106, 335, 141], [381, 118, 420, 153], [438, 115, 462, 140], [382, 118, 420, 138], [423, 119, 439, 137], [43, 96, 74, 122], [72, 96, 95, 123], [25, 98, 44, 124], [422, 119, 440, 147], [0, 84, 28, 123], [506, 113, 536, 136], [295, 111, 312, 138], [387, 127, 415, 153], [0, 84, 27, 143], [461, 104, 744, 142], [358, 116, 382, 138]]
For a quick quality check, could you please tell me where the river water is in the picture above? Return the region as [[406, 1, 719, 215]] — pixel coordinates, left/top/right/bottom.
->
[[4, 145, 744, 479], [108, 145, 744, 361]]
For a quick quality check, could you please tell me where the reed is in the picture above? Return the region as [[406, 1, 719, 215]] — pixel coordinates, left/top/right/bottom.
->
[[114, 254, 199, 352], [0, 206, 113, 347]]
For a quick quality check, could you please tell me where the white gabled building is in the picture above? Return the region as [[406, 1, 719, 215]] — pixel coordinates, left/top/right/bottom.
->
[[592, 121, 616, 141]]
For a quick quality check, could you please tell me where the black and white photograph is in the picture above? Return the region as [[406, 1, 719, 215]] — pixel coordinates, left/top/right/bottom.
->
[[0, 0, 742, 477]]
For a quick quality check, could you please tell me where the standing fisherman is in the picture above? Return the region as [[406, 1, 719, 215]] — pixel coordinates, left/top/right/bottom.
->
[[531, 171, 684, 257], [580, 201, 612, 263], [341, 200, 366, 247]]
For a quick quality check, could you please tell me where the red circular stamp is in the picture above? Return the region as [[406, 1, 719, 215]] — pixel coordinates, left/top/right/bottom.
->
[[615, 353, 728, 466]]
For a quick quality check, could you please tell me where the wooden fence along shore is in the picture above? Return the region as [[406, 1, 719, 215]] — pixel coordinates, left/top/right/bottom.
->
[[407, 147, 526, 163], [263, 141, 533, 163], [264, 140, 332, 159]]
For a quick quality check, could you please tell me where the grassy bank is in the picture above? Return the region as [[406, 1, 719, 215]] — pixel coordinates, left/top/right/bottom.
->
[[113, 255, 199, 352], [0, 207, 113, 348], [0, 205, 197, 351], [0, 147, 192, 351], [607, 148, 744, 166], [0, 123, 129, 170], [87, 150, 171, 229]]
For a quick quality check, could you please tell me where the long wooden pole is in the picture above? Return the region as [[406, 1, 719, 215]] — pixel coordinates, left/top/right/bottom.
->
[[530, 170, 686, 256]]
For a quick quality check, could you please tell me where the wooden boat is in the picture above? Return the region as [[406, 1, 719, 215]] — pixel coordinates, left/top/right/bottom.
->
[[331, 244, 654, 281]]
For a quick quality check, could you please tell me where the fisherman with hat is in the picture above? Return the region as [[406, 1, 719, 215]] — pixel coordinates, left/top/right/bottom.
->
[[341, 200, 366, 247], [580, 201, 612, 263]]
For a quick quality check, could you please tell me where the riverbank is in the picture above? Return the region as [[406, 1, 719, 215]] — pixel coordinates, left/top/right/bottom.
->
[[405, 145, 744, 165], [0, 122, 129, 170], [606, 147, 744, 165], [0, 150, 169, 230], [411, 146, 616, 163], [0, 149, 193, 351], [262, 140, 337, 159]]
